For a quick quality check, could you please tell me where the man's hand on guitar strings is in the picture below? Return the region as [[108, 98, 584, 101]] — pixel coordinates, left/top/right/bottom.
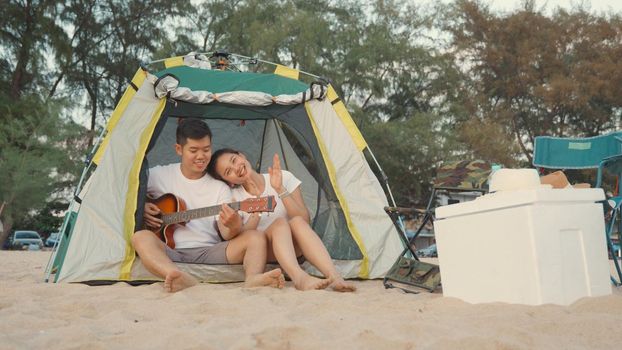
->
[[144, 202, 163, 229]]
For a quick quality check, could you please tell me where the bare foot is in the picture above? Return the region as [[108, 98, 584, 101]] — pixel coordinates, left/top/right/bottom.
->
[[244, 268, 285, 289], [293, 274, 331, 291], [329, 277, 356, 292], [164, 270, 198, 293]]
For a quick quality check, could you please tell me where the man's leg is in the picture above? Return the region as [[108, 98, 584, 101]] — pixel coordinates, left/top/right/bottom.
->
[[264, 218, 331, 291], [225, 230, 284, 288], [131, 230, 197, 292], [288, 217, 356, 292]]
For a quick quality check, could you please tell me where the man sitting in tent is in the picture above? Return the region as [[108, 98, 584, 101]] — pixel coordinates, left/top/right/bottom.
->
[[131, 118, 285, 292]]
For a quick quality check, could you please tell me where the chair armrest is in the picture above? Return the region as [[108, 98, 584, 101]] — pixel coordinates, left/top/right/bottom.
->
[[600, 154, 622, 169], [597, 154, 622, 188], [384, 206, 426, 215]]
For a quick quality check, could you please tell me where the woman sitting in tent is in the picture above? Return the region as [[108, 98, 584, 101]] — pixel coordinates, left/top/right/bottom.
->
[[207, 149, 355, 292]]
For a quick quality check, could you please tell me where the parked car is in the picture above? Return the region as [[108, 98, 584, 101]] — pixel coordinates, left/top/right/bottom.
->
[[10, 230, 44, 250], [45, 232, 60, 247], [416, 243, 437, 258]]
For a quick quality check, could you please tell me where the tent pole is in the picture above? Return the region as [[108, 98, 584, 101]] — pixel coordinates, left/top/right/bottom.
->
[[366, 147, 410, 254], [257, 120, 268, 171], [366, 148, 398, 207], [273, 120, 289, 169], [226, 53, 321, 79]]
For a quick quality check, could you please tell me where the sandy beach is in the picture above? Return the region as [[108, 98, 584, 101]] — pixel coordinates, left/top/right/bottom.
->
[[1, 250, 621, 350]]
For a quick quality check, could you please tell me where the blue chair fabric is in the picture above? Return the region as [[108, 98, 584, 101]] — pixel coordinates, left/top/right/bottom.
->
[[533, 131, 622, 285]]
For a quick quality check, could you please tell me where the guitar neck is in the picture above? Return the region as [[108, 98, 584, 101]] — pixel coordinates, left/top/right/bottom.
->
[[162, 202, 241, 225]]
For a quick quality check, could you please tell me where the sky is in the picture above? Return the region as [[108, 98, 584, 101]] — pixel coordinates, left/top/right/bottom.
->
[[467, 0, 622, 14]]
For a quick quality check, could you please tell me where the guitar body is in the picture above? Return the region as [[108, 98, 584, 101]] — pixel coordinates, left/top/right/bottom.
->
[[150, 193, 187, 249], [146, 193, 276, 250]]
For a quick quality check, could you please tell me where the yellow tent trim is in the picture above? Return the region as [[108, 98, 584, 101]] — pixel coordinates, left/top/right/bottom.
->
[[164, 56, 184, 68], [327, 85, 367, 152], [326, 84, 339, 101], [274, 64, 300, 80], [93, 68, 148, 165], [119, 99, 167, 280], [304, 102, 370, 278]]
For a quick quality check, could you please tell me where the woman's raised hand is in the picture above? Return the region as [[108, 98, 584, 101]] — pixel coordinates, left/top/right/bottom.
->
[[268, 153, 284, 192]]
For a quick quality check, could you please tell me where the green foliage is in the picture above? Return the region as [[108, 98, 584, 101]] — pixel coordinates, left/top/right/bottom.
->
[[157, 0, 462, 204], [0, 0, 66, 97], [0, 92, 83, 244], [457, 117, 522, 167], [446, 0, 622, 164], [53, 0, 193, 133], [0, 1, 85, 244], [12, 200, 67, 237], [362, 113, 450, 205]]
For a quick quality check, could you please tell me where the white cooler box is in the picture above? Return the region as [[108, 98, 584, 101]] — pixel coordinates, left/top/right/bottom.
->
[[434, 188, 611, 305]]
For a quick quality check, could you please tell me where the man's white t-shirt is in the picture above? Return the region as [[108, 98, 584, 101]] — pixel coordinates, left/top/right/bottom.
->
[[231, 170, 302, 231], [147, 163, 232, 249]]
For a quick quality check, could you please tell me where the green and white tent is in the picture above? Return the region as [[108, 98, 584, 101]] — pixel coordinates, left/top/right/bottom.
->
[[47, 53, 403, 284]]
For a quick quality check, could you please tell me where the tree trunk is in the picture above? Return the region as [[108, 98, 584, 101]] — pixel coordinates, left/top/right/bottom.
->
[[10, 3, 35, 99], [0, 219, 12, 250], [84, 81, 98, 146], [512, 116, 533, 164], [47, 71, 65, 100]]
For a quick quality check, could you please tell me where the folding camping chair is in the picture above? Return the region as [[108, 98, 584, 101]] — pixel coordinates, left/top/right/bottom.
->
[[383, 160, 492, 293], [533, 132, 622, 285]]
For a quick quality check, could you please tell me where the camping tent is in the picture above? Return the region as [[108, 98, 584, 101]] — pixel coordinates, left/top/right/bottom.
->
[[46, 53, 403, 284]]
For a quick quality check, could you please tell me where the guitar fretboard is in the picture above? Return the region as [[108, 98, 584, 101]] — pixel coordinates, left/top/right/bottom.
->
[[162, 202, 241, 225]]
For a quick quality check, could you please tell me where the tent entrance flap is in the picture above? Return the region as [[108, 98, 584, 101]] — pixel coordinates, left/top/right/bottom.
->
[[137, 101, 363, 260]]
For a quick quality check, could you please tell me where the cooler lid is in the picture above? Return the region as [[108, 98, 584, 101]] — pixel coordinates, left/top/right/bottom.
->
[[436, 188, 605, 219]]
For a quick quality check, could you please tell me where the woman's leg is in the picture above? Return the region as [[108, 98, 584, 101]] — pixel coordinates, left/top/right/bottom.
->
[[225, 229, 284, 289], [264, 218, 330, 291], [288, 216, 356, 292]]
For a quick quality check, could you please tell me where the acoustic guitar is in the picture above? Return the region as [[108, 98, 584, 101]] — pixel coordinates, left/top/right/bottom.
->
[[148, 193, 276, 249]]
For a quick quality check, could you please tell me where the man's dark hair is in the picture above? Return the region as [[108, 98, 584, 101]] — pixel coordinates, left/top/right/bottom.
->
[[176, 118, 212, 145]]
